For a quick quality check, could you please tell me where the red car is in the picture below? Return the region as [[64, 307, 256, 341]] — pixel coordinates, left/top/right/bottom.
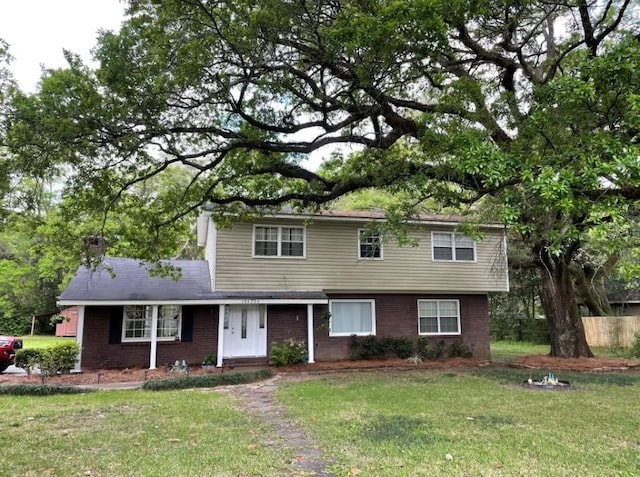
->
[[0, 336, 23, 373]]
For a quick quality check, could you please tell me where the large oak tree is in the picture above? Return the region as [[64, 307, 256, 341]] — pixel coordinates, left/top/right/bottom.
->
[[3, 0, 640, 356]]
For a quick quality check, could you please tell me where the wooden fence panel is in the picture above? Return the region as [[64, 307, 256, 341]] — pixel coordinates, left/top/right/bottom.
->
[[582, 316, 640, 348]]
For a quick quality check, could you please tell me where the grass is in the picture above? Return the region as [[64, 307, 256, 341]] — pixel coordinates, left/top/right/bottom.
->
[[5, 341, 639, 476], [490, 340, 627, 363], [18, 335, 75, 349], [277, 369, 640, 476], [1, 389, 292, 476]]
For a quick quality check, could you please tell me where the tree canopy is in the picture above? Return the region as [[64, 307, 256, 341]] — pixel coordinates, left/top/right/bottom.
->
[[2, 0, 640, 355]]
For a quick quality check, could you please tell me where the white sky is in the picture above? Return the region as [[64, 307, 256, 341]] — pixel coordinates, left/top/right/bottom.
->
[[0, 0, 126, 92]]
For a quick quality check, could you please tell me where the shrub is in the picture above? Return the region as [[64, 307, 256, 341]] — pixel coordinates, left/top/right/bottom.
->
[[390, 337, 414, 359], [350, 336, 415, 360], [0, 384, 91, 396], [14, 349, 43, 375], [350, 335, 385, 360], [268, 338, 307, 366], [448, 339, 474, 358], [416, 338, 447, 359], [629, 332, 640, 358], [142, 369, 273, 391], [39, 342, 80, 374]]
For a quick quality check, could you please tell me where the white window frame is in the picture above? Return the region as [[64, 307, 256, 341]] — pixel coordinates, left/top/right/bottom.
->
[[122, 305, 182, 342], [252, 225, 306, 258], [431, 232, 476, 262], [358, 229, 383, 260], [417, 299, 461, 336], [329, 299, 376, 337]]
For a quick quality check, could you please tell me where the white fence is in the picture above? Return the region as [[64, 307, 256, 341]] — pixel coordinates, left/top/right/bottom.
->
[[582, 316, 640, 348]]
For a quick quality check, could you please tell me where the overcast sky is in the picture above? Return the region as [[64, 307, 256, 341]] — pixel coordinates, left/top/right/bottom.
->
[[0, 0, 126, 92]]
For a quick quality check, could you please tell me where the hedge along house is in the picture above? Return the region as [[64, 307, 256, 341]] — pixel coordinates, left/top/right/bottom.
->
[[58, 210, 509, 370]]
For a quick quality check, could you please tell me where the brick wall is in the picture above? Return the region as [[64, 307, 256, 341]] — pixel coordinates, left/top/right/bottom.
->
[[81, 305, 218, 369], [313, 293, 489, 360], [80, 294, 489, 369]]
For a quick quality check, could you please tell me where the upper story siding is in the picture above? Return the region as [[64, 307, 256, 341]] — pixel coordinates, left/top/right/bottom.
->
[[210, 215, 509, 293]]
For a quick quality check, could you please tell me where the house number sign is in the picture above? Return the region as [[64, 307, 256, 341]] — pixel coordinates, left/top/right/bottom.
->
[[241, 299, 260, 304]]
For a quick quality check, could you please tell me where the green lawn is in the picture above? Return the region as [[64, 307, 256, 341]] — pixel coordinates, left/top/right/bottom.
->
[[18, 335, 75, 349], [2, 389, 292, 477], [4, 342, 640, 476], [490, 340, 626, 363], [278, 369, 640, 476]]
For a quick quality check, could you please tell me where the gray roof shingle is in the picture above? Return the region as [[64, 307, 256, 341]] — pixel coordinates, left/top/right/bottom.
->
[[58, 257, 212, 302]]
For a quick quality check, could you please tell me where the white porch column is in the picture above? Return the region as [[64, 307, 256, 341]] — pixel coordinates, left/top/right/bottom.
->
[[216, 304, 225, 367], [73, 306, 85, 371], [306, 304, 315, 364], [149, 305, 159, 369]]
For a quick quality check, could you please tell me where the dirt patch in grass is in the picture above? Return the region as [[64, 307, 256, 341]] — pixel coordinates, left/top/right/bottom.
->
[[509, 355, 640, 371]]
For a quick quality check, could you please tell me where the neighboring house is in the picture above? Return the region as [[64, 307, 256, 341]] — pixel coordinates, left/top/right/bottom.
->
[[58, 210, 509, 370]]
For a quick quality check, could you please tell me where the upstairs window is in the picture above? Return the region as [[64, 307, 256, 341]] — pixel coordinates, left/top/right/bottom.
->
[[358, 230, 383, 259], [253, 225, 305, 257], [432, 232, 475, 261]]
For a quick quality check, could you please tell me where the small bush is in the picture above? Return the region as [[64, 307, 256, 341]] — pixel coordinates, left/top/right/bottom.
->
[[0, 384, 92, 396], [268, 338, 307, 366], [14, 349, 43, 375], [417, 338, 447, 359], [350, 335, 385, 360], [142, 369, 273, 391], [629, 332, 640, 358], [350, 336, 415, 360], [390, 337, 414, 359], [40, 342, 80, 374], [448, 339, 474, 358]]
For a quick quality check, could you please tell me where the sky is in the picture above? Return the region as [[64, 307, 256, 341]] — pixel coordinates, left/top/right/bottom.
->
[[0, 0, 126, 92]]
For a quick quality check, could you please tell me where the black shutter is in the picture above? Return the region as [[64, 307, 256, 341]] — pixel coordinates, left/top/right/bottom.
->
[[181, 306, 194, 342], [108, 306, 123, 344]]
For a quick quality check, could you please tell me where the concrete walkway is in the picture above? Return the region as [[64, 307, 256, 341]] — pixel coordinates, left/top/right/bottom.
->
[[218, 375, 335, 477]]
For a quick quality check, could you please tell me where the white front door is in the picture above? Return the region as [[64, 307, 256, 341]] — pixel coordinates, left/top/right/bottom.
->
[[223, 305, 267, 358]]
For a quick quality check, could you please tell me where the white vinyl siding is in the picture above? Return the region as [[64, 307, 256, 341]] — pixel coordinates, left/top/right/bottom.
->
[[358, 229, 383, 259], [253, 225, 305, 258], [123, 305, 181, 342], [330, 299, 376, 336], [418, 300, 460, 335], [432, 232, 476, 262], [215, 220, 508, 292]]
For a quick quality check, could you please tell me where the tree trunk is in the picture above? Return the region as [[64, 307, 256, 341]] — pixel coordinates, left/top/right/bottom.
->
[[538, 252, 594, 358]]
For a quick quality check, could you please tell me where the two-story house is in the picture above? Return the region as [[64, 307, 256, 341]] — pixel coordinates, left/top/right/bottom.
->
[[58, 209, 509, 370]]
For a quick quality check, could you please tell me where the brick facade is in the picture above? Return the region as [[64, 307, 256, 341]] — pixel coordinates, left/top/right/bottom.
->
[[81, 305, 218, 369], [80, 294, 488, 369], [312, 294, 489, 360]]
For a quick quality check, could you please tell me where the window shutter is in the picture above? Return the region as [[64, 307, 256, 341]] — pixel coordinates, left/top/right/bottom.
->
[[181, 306, 194, 342], [108, 307, 123, 344]]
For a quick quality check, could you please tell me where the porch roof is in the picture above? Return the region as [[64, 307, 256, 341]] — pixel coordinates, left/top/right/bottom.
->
[[58, 257, 212, 304]]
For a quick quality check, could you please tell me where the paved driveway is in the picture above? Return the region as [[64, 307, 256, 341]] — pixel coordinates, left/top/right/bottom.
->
[[2, 365, 26, 376]]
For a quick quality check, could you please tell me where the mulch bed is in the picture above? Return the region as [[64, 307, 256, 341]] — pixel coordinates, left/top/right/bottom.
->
[[2, 355, 639, 386], [509, 355, 640, 372]]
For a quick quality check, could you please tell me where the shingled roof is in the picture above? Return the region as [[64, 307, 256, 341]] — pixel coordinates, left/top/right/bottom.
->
[[58, 257, 212, 302]]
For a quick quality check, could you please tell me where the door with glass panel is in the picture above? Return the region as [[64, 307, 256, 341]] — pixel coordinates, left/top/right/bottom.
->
[[222, 305, 267, 357]]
